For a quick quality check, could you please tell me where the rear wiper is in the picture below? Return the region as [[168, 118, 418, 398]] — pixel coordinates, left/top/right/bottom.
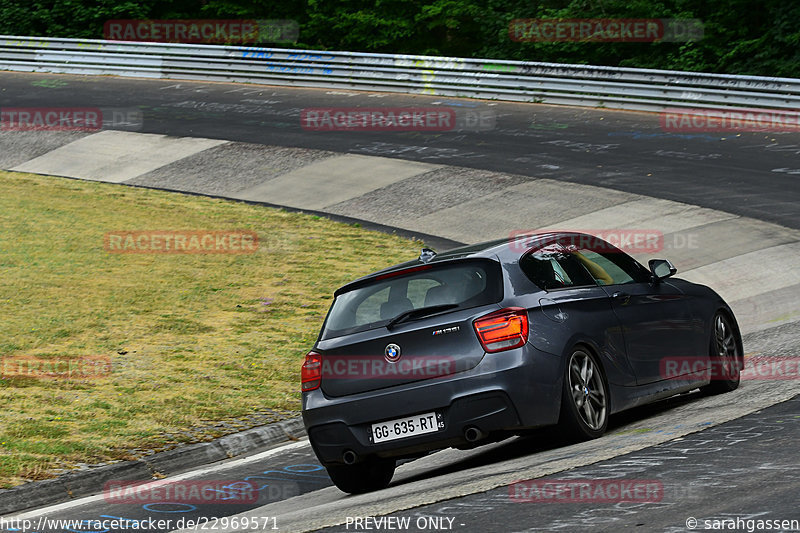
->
[[386, 304, 459, 330]]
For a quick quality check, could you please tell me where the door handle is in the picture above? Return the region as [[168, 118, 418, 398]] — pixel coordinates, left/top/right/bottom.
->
[[612, 291, 631, 304]]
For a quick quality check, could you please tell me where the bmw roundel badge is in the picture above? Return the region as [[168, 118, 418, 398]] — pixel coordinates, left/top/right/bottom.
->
[[385, 343, 401, 362]]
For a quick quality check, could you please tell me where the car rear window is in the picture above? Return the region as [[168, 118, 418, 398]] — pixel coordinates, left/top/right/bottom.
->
[[320, 259, 502, 339]]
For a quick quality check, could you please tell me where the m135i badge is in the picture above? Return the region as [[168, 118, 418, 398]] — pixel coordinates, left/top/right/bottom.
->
[[432, 325, 460, 336]]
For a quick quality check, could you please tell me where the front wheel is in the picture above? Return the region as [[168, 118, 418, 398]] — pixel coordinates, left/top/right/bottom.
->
[[559, 347, 608, 440], [326, 457, 396, 494], [701, 312, 741, 395]]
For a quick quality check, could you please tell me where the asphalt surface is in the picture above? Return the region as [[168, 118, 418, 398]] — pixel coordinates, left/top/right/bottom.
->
[[0, 442, 331, 533], [1, 72, 799, 230], [319, 395, 800, 533], [5, 390, 798, 533], [6, 394, 798, 533]]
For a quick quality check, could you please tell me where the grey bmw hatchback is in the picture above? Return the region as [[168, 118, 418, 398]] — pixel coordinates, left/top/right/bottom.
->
[[301, 232, 742, 493]]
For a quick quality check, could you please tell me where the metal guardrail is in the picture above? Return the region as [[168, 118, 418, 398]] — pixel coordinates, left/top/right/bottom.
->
[[2, 35, 799, 112]]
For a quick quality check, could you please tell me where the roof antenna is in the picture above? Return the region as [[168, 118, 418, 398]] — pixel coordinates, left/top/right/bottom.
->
[[419, 248, 436, 263]]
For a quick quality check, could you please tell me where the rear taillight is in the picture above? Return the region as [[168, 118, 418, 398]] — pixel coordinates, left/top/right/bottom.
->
[[473, 307, 529, 353], [301, 351, 322, 392]]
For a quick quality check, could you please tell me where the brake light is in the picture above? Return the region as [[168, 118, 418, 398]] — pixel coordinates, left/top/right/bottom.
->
[[301, 351, 322, 392], [375, 264, 432, 281], [473, 307, 529, 353]]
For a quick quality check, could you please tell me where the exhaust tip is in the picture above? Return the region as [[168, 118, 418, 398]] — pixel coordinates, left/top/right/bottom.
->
[[342, 449, 358, 465], [464, 426, 485, 443]]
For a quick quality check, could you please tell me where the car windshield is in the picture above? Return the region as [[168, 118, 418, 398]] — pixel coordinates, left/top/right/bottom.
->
[[320, 259, 502, 339]]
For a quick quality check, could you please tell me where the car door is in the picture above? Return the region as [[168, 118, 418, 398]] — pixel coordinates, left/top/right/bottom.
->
[[518, 245, 636, 387], [572, 247, 697, 385]]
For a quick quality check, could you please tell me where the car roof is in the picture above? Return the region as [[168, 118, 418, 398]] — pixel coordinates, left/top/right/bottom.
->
[[334, 232, 587, 296]]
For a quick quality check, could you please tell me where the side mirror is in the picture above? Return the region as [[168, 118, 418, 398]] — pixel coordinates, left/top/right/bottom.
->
[[649, 259, 677, 282]]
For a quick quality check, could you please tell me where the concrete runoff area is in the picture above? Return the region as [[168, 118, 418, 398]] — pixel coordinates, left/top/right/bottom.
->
[[230, 154, 440, 210], [653, 217, 799, 272], [730, 283, 800, 335], [10, 131, 228, 183], [680, 242, 800, 303], [126, 143, 338, 197], [540, 198, 738, 235], [0, 131, 93, 169], [405, 180, 640, 242]]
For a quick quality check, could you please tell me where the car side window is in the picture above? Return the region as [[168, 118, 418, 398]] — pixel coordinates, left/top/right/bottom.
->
[[520, 246, 597, 290], [573, 249, 649, 285]]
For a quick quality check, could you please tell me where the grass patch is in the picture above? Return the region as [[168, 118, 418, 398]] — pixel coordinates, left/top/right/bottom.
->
[[0, 171, 421, 488]]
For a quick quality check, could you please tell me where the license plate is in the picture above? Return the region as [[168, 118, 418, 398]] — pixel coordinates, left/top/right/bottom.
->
[[371, 412, 441, 443]]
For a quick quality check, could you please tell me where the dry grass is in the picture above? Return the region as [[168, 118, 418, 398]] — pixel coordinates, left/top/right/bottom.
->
[[0, 171, 421, 488]]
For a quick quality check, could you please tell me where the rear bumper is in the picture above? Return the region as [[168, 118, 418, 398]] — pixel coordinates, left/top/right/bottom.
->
[[302, 344, 562, 465]]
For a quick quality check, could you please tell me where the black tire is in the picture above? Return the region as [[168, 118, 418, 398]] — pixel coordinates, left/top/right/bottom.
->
[[559, 347, 609, 440], [701, 311, 741, 395], [326, 457, 396, 494]]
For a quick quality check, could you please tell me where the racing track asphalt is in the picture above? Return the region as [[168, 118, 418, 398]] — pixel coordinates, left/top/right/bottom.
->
[[0, 71, 798, 230]]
